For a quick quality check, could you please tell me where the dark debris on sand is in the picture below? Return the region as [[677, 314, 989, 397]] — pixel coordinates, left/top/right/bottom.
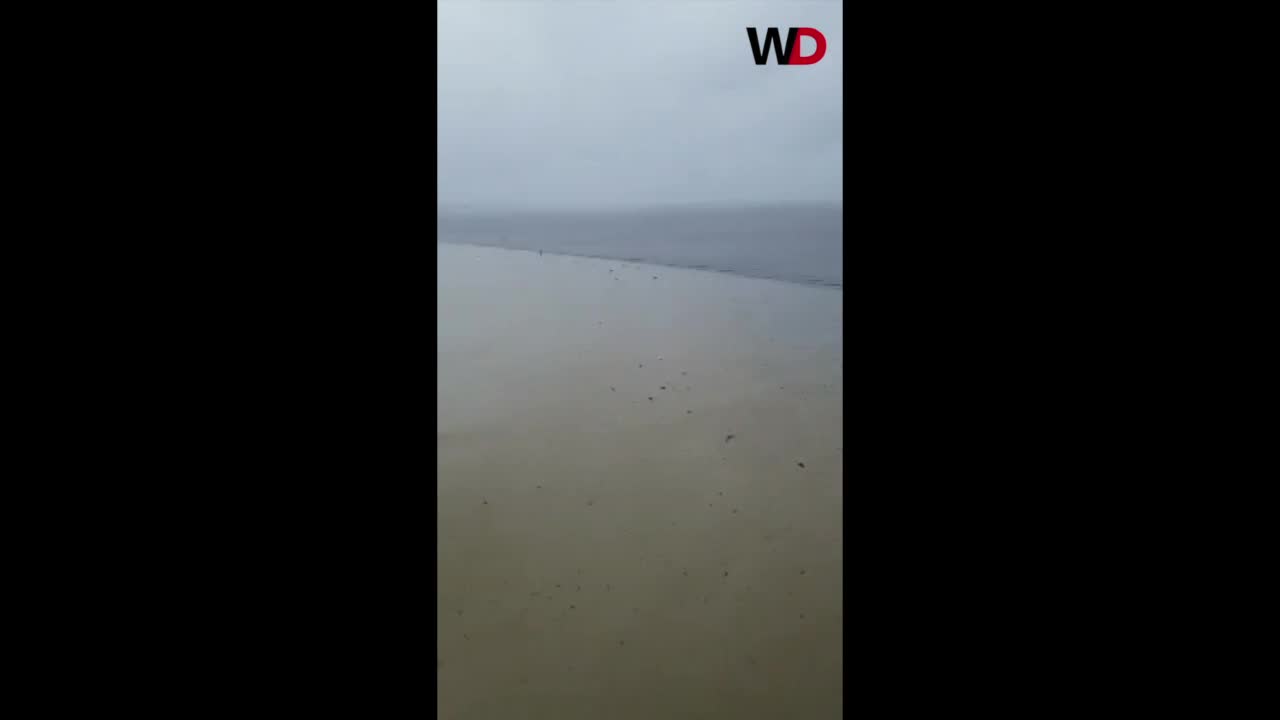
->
[[725, 434, 735, 443], [797, 462, 806, 469]]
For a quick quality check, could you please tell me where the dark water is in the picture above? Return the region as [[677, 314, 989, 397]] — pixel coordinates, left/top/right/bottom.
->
[[438, 205, 843, 288]]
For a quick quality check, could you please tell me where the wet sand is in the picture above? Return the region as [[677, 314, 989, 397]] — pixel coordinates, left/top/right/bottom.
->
[[438, 243, 843, 719]]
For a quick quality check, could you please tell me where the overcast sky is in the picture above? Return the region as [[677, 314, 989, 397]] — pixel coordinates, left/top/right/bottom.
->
[[438, 1, 842, 211]]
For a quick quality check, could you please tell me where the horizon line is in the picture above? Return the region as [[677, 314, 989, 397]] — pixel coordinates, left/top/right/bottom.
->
[[438, 201, 842, 215]]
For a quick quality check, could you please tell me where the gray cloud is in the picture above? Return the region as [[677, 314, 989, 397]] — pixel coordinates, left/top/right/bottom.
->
[[438, 1, 843, 211]]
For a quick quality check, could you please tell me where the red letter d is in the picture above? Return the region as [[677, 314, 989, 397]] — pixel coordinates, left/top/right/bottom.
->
[[788, 28, 827, 65]]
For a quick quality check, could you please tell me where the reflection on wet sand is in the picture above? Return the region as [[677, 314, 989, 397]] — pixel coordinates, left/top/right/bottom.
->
[[438, 243, 842, 719]]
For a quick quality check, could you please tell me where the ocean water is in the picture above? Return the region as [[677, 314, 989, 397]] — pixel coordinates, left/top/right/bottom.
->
[[437, 205, 843, 288]]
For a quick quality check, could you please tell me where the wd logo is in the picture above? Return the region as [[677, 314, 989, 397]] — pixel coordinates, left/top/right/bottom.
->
[[746, 27, 827, 65]]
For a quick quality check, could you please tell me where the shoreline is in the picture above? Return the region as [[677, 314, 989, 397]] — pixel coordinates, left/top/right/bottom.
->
[[438, 239, 844, 290]]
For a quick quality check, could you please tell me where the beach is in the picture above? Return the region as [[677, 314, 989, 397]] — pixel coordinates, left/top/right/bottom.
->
[[438, 242, 843, 718]]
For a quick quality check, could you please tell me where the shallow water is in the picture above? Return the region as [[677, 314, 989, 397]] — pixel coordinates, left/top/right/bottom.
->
[[438, 205, 843, 289]]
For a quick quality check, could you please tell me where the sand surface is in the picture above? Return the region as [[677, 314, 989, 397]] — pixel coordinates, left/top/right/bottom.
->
[[438, 243, 843, 719]]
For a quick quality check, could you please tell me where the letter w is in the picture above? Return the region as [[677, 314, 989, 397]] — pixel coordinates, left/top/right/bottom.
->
[[746, 27, 797, 65]]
